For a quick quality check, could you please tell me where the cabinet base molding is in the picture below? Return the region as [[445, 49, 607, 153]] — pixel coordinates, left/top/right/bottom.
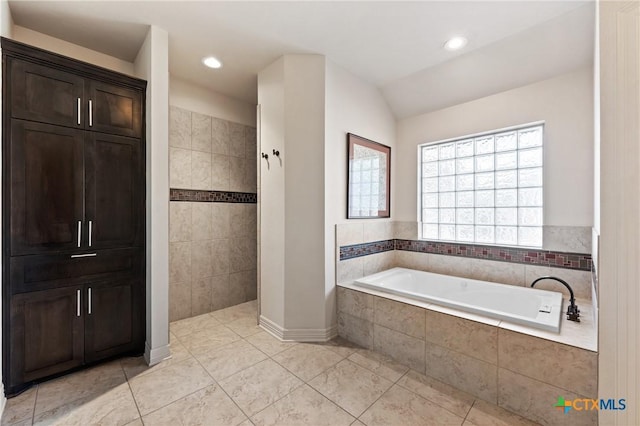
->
[[144, 341, 171, 367]]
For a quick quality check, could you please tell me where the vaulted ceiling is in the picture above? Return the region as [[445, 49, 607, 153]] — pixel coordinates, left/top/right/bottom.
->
[[9, 1, 595, 118]]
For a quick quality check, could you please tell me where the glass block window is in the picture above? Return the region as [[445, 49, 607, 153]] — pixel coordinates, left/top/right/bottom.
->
[[419, 124, 543, 247]]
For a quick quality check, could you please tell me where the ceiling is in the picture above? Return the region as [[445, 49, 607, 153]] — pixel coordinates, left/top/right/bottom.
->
[[8, 1, 595, 118]]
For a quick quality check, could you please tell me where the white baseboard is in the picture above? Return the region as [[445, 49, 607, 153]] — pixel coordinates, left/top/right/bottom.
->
[[259, 315, 337, 342], [144, 341, 171, 366]]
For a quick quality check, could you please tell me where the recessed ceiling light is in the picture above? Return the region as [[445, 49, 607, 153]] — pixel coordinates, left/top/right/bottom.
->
[[202, 56, 222, 69], [444, 36, 468, 51]]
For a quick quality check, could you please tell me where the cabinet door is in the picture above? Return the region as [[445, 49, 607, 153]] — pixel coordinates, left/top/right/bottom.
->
[[85, 133, 144, 249], [84, 277, 144, 363], [86, 81, 142, 137], [9, 287, 84, 388], [9, 59, 85, 128], [9, 120, 85, 255]]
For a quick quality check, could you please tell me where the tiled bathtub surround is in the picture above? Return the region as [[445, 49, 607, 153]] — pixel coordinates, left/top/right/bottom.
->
[[336, 222, 594, 300], [340, 239, 592, 271], [169, 106, 258, 321], [339, 240, 394, 260], [337, 286, 598, 426]]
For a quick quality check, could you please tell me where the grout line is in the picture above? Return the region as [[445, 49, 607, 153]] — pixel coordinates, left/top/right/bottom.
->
[[463, 399, 477, 424], [30, 385, 39, 426], [125, 378, 144, 423], [189, 347, 255, 423]]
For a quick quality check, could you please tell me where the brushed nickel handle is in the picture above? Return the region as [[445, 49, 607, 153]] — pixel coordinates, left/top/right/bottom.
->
[[77, 98, 81, 125], [89, 220, 92, 247], [71, 253, 97, 258], [88, 100, 93, 126], [77, 221, 82, 247], [76, 289, 81, 317], [88, 287, 92, 315]]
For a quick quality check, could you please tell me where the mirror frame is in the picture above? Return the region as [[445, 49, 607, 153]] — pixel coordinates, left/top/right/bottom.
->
[[347, 133, 391, 219]]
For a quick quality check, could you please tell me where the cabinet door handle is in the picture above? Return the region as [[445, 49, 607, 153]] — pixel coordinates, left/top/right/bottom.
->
[[77, 98, 81, 125], [88, 100, 93, 127], [89, 220, 93, 247], [71, 253, 97, 258], [76, 289, 81, 317], [88, 287, 92, 315], [77, 221, 82, 247]]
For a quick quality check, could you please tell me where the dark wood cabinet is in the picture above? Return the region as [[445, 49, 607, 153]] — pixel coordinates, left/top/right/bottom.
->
[[9, 120, 85, 255], [86, 81, 143, 138], [9, 286, 84, 386], [84, 277, 144, 363], [9, 59, 85, 129], [2, 38, 146, 396], [85, 132, 144, 249]]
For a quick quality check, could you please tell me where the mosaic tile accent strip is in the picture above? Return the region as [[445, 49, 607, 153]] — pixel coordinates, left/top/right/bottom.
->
[[339, 239, 592, 271], [339, 239, 395, 260], [170, 188, 257, 203], [393, 239, 592, 271]]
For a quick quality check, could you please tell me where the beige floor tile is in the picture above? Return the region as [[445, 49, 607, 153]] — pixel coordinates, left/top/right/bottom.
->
[[225, 317, 262, 337], [179, 324, 241, 356], [273, 344, 345, 381], [347, 349, 409, 382], [359, 385, 464, 426], [396, 370, 474, 418], [246, 331, 298, 356], [465, 400, 540, 426], [310, 337, 361, 358], [129, 357, 213, 415], [4, 419, 32, 426], [351, 421, 366, 426], [237, 420, 254, 426], [169, 313, 222, 339], [142, 384, 247, 426], [251, 384, 354, 426], [219, 359, 303, 416], [308, 359, 393, 417], [197, 340, 268, 381], [35, 361, 126, 416], [1, 386, 37, 425], [124, 419, 143, 426], [33, 382, 139, 426], [211, 301, 257, 324], [121, 339, 192, 380]]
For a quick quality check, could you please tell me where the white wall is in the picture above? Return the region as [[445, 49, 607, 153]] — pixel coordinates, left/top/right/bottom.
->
[[396, 66, 594, 228], [257, 57, 286, 328], [0, 0, 12, 413], [170, 77, 255, 126], [12, 25, 135, 76], [258, 55, 335, 337], [134, 26, 170, 365], [282, 55, 326, 330], [324, 61, 396, 327]]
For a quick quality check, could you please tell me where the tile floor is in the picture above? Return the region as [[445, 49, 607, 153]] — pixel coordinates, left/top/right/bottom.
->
[[1, 300, 540, 426]]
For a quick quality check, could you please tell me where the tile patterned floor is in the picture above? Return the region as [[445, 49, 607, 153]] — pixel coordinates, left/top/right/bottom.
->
[[1, 300, 540, 426]]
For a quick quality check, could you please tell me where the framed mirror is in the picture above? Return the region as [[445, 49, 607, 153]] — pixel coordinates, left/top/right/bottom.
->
[[347, 133, 391, 218]]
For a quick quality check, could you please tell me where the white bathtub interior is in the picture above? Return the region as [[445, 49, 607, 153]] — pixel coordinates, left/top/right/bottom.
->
[[354, 267, 563, 332]]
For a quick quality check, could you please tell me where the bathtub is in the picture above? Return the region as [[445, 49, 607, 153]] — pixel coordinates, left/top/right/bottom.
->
[[354, 267, 563, 332]]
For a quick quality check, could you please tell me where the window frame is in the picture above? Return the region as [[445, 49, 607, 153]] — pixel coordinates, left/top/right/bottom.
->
[[417, 121, 545, 248]]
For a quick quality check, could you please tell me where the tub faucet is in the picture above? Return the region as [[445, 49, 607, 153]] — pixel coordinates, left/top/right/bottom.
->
[[530, 276, 580, 322]]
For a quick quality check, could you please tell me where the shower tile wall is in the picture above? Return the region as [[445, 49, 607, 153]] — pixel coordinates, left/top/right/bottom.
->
[[169, 106, 257, 321]]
